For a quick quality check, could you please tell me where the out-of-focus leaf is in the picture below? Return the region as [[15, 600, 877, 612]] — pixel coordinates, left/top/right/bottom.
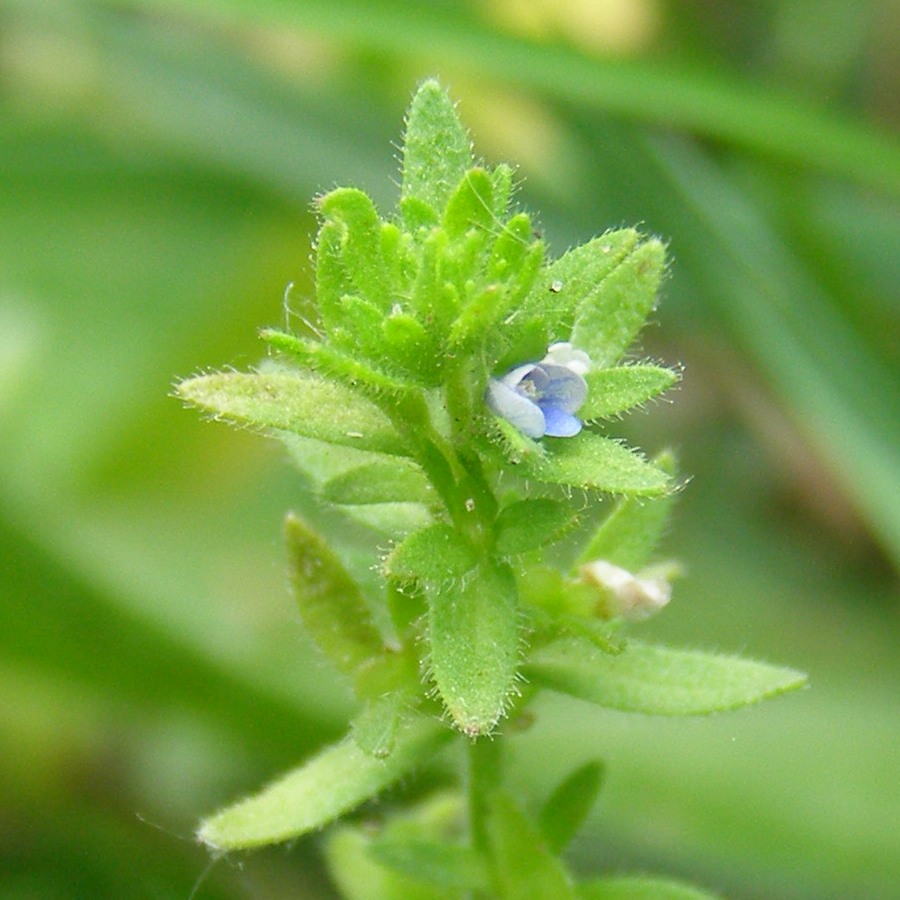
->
[[577, 875, 723, 899], [285, 512, 384, 682], [370, 837, 487, 892], [321, 459, 432, 506], [539, 760, 605, 855], [577, 450, 678, 570], [198, 717, 451, 850], [486, 790, 575, 899], [494, 498, 575, 556]]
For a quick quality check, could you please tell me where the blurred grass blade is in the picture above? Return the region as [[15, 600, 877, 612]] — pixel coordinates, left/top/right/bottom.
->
[[122, 0, 900, 195]]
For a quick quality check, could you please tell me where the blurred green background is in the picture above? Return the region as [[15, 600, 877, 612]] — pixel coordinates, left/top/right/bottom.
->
[[1, 1, 898, 897]]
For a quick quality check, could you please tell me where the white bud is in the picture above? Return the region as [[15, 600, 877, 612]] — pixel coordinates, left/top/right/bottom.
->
[[579, 559, 671, 621]]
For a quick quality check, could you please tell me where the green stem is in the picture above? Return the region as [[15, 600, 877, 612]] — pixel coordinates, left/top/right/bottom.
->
[[467, 736, 502, 857]]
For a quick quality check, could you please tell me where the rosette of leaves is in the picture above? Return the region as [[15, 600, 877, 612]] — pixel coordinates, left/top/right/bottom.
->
[[177, 81, 805, 895]]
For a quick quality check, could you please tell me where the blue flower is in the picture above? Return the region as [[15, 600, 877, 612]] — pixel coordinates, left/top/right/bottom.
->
[[486, 343, 590, 439]]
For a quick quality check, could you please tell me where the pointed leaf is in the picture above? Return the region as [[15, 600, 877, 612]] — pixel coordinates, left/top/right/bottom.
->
[[503, 230, 639, 361], [525, 639, 808, 716], [486, 790, 575, 899], [198, 718, 451, 850], [428, 562, 519, 735], [571, 238, 667, 368], [385, 523, 478, 586], [490, 163, 515, 219], [577, 450, 678, 570], [319, 187, 391, 309], [577, 876, 723, 899], [402, 79, 473, 215], [443, 168, 495, 238], [260, 329, 418, 397], [581, 365, 679, 421], [520, 432, 670, 496], [285, 513, 384, 681], [410, 228, 457, 342], [322, 459, 433, 506], [539, 761, 605, 854], [315, 217, 353, 335], [176, 369, 408, 455]]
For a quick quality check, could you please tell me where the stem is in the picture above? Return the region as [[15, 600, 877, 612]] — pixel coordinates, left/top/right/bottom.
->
[[467, 736, 502, 856]]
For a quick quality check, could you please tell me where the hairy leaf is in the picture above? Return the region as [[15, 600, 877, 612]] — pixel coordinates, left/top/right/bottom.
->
[[428, 562, 519, 735], [525, 639, 808, 716], [176, 369, 408, 455], [571, 238, 666, 368], [519, 432, 670, 496], [581, 365, 679, 421], [198, 718, 451, 850], [402, 79, 473, 215], [321, 459, 433, 506], [285, 513, 384, 681]]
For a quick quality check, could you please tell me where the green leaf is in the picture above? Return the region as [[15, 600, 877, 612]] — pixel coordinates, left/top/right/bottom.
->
[[507, 229, 639, 354], [486, 790, 575, 899], [518, 432, 670, 496], [371, 837, 488, 892], [524, 639, 808, 716], [197, 717, 451, 850], [428, 562, 519, 735], [448, 284, 505, 352], [581, 365, 679, 421], [175, 369, 409, 455], [409, 228, 458, 343], [315, 217, 353, 336], [577, 450, 678, 570], [577, 875, 723, 899], [494, 498, 575, 556], [443, 168, 495, 238], [351, 692, 408, 759], [402, 79, 473, 215], [321, 458, 433, 506], [385, 523, 478, 586], [539, 761, 605, 855], [382, 309, 442, 384], [327, 825, 459, 900], [285, 513, 384, 682], [260, 329, 418, 397], [319, 187, 391, 309], [571, 238, 667, 368]]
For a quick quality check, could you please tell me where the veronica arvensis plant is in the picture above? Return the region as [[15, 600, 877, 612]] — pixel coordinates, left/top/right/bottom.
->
[[177, 80, 806, 898]]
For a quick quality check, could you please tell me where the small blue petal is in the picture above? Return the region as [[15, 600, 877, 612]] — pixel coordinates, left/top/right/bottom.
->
[[486, 378, 546, 438], [542, 406, 582, 438], [538, 364, 587, 413]]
